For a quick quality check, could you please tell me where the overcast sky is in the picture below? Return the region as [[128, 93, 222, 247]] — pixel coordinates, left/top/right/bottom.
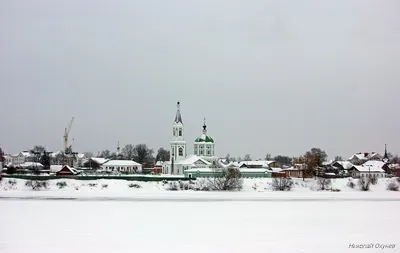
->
[[0, 0, 399, 159]]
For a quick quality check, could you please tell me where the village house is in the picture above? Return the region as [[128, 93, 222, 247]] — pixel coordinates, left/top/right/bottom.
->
[[348, 152, 382, 165], [349, 160, 387, 178], [55, 165, 78, 176], [282, 164, 307, 178], [101, 160, 142, 174]]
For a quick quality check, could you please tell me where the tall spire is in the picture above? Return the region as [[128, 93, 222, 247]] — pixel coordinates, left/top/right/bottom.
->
[[383, 144, 389, 162], [174, 101, 183, 124], [203, 117, 207, 134]]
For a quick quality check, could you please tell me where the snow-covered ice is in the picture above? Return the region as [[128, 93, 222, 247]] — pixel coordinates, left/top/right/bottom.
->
[[1, 199, 399, 253]]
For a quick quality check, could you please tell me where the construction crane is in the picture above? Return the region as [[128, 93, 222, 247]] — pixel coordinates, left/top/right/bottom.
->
[[63, 117, 74, 152]]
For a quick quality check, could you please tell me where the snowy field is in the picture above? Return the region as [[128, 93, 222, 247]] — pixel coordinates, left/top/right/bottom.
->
[[1, 199, 399, 253], [1, 178, 400, 252]]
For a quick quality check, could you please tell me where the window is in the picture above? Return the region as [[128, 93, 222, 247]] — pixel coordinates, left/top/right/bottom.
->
[[179, 147, 183, 156], [207, 151, 210, 155], [179, 129, 182, 136]]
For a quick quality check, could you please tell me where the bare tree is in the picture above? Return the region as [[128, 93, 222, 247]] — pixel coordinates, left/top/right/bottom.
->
[[265, 153, 272, 160], [317, 177, 331, 191], [122, 144, 135, 160], [273, 155, 292, 166], [133, 144, 154, 167], [272, 177, 293, 191], [243, 154, 252, 161], [156, 148, 170, 162], [83, 152, 94, 158], [358, 176, 370, 191], [334, 156, 343, 161], [208, 167, 243, 191], [99, 149, 111, 159]]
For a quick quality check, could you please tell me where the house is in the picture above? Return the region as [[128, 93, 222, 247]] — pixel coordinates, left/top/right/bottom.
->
[[10, 151, 35, 166], [331, 161, 353, 176], [102, 160, 142, 174], [56, 165, 78, 176], [74, 153, 87, 167], [282, 164, 307, 178], [362, 160, 390, 173], [349, 165, 385, 178], [348, 152, 382, 165]]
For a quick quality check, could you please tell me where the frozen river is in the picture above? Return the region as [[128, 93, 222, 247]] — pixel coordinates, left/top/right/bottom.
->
[[0, 199, 399, 253]]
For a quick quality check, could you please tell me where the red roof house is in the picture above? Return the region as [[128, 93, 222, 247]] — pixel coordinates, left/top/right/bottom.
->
[[56, 165, 78, 176]]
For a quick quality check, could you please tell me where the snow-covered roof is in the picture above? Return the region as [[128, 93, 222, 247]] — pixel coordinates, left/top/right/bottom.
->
[[348, 152, 381, 161], [239, 160, 275, 168], [91, 157, 109, 165], [155, 161, 164, 166], [50, 165, 63, 173], [362, 160, 387, 168], [103, 160, 141, 167], [58, 165, 78, 174], [178, 155, 211, 165], [240, 168, 269, 173], [268, 167, 283, 173], [351, 165, 385, 173], [20, 151, 33, 157], [282, 166, 301, 171], [20, 162, 43, 168], [76, 153, 86, 159], [332, 161, 354, 170]]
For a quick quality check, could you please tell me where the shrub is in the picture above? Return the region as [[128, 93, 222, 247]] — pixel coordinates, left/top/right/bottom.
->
[[101, 184, 108, 189], [25, 180, 48, 191], [75, 186, 79, 190], [387, 182, 399, 191], [8, 179, 17, 187], [331, 188, 341, 192], [252, 183, 258, 191], [317, 177, 331, 191], [128, 183, 141, 189], [272, 177, 293, 191], [347, 179, 356, 189], [56, 181, 67, 189], [358, 177, 370, 191], [207, 168, 243, 191], [88, 183, 98, 187], [167, 182, 179, 191], [370, 176, 378, 185]]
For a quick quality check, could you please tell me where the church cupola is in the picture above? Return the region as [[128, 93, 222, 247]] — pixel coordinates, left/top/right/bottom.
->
[[194, 117, 215, 157]]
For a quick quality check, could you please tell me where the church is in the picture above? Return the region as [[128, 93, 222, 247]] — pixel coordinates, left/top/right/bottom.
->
[[162, 102, 218, 175]]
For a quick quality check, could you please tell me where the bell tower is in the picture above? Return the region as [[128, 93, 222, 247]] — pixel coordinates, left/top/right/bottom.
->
[[170, 101, 186, 164]]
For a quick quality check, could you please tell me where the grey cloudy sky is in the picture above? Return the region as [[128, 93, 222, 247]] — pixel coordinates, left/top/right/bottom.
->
[[1, 0, 399, 159]]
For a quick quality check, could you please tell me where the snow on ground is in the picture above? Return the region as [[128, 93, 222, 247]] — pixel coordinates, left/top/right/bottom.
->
[[0, 199, 399, 253], [1, 177, 400, 200]]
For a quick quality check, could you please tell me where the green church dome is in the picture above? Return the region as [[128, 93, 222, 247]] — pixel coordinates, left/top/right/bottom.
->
[[195, 134, 214, 143]]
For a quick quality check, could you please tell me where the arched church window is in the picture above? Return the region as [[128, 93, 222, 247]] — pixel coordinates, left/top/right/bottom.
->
[[179, 129, 182, 136], [179, 148, 183, 156]]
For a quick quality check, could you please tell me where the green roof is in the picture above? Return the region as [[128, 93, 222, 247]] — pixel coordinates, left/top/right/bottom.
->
[[195, 135, 214, 143]]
